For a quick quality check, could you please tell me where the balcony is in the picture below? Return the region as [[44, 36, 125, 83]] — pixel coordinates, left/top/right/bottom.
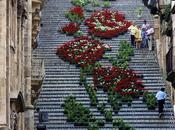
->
[[31, 59, 45, 105], [158, 0, 171, 9], [166, 46, 175, 84]]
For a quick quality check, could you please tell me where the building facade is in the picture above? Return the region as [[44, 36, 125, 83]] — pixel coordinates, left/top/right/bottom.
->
[[143, 0, 175, 113], [0, 0, 44, 130]]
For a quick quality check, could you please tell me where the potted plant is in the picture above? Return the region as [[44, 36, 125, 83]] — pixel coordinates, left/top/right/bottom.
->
[[135, 7, 143, 18], [90, 96, 97, 106], [79, 71, 86, 85], [103, 0, 111, 8], [88, 122, 99, 130], [96, 119, 105, 127], [104, 109, 113, 122], [97, 103, 105, 114], [113, 118, 124, 127]]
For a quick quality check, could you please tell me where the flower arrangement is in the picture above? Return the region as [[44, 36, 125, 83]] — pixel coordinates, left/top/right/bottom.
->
[[85, 9, 131, 38], [61, 22, 80, 35], [57, 36, 110, 67], [93, 67, 144, 96], [66, 6, 85, 24], [114, 77, 144, 97]]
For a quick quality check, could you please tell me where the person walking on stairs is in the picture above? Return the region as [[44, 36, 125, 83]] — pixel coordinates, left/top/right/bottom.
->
[[128, 23, 137, 46], [156, 88, 167, 118], [146, 25, 154, 51], [135, 25, 142, 49]]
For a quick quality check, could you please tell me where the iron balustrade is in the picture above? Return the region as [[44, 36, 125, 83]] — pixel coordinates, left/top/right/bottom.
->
[[166, 46, 173, 75]]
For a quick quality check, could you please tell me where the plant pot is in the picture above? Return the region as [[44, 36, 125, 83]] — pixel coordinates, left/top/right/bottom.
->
[[128, 102, 132, 107], [148, 106, 156, 110], [106, 119, 113, 122], [63, 110, 68, 114], [114, 110, 119, 114], [97, 121, 105, 127], [100, 110, 105, 114], [103, 87, 108, 92], [67, 118, 74, 122]]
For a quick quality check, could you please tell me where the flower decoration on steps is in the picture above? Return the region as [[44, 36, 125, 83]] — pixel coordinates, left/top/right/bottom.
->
[[61, 22, 80, 35], [57, 36, 111, 67], [93, 67, 144, 96], [85, 9, 132, 38], [71, 0, 90, 7], [66, 6, 85, 24]]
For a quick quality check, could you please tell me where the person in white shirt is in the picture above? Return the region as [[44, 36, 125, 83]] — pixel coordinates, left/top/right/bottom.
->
[[156, 88, 167, 117], [141, 20, 150, 48], [146, 25, 154, 51], [141, 20, 150, 31]]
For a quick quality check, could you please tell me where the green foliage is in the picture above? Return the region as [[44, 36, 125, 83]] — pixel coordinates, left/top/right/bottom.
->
[[91, 0, 100, 7], [110, 40, 134, 69], [161, 4, 172, 37], [135, 7, 143, 18], [81, 62, 102, 74], [71, 0, 90, 7], [80, 69, 86, 85], [163, 4, 171, 22], [104, 109, 113, 122], [63, 96, 95, 126], [85, 84, 98, 106], [143, 92, 157, 110], [97, 103, 105, 114], [74, 30, 83, 38], [96, 119, 105, 126], [88, 122, 99, 130], [103, 0, 111, 8], [66, 12, 84, 24], [108, 89, 122, 112], [113, 118, 135, 129]]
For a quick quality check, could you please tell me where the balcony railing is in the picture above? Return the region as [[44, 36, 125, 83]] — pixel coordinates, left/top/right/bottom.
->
[[166, 46, 173, 75], [166, 46, 175, 83], [31, 59, 45, 105], [32, 59, 45, 82]]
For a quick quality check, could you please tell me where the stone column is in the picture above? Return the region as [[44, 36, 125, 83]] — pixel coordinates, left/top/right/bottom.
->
[[172, 14, 175, 115], [24, 0, 34, 129], [0, 0, 7, 127]]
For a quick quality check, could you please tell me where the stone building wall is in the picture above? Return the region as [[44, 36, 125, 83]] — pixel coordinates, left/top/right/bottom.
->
[[0, 0, 44, 130], [153, 0, 175, 114]]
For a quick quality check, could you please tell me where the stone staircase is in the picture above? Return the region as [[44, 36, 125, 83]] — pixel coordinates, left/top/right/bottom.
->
[[33, 0, 175, 129]]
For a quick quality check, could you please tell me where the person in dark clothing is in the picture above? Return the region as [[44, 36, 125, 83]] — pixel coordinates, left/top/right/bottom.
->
[[156, 88, 167, 118]]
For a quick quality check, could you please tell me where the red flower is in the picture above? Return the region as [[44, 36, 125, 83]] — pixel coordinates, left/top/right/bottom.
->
[[56, 36, 108, 67], [93, 67, 144, 96], [62, 22, 80, 35], [85, 9, 132, 38], [70, 6, 84, 18]]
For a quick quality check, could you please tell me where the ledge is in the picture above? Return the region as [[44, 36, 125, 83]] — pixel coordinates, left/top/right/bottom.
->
[[32, 0, 43, 5]]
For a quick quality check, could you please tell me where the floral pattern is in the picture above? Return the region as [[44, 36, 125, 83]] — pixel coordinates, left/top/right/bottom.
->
[[85, 9, 131, 38], [61, 22, 80, 35], [69, 6, 84, 19], [93, 67, 144, 96], [57, 36, 110, 67]]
